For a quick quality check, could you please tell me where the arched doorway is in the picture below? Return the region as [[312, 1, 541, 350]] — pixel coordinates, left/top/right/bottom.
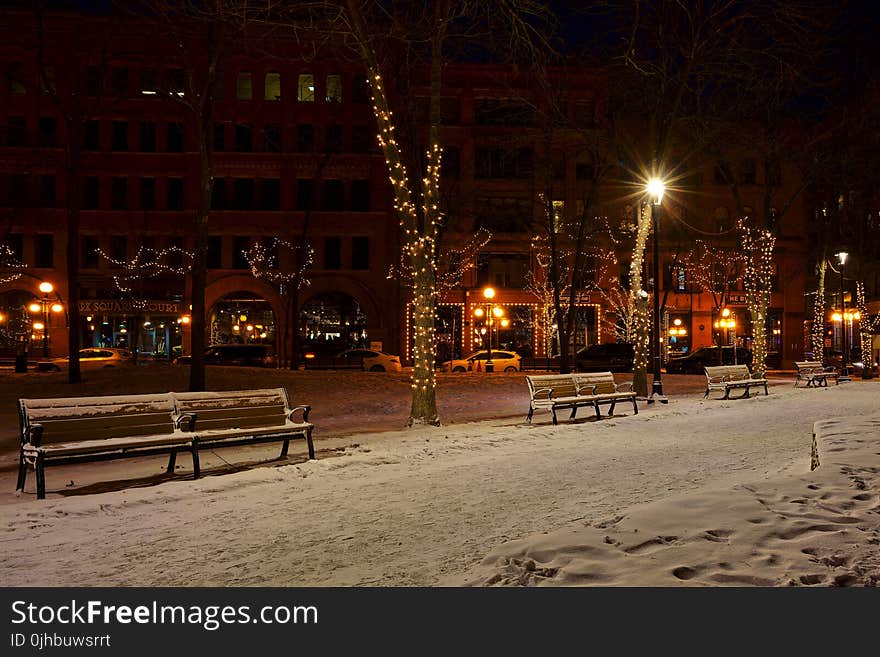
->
[[300, 292, 368, 356], [208, 291, 277, 348]]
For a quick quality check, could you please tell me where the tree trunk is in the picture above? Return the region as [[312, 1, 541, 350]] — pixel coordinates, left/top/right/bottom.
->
[[630, 205, 651, 397], [65, 121, 82, 384], [189, 112, 213, 392]]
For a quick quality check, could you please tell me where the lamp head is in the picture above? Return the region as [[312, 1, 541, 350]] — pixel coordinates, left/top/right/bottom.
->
[[836, 251, 848, 265], [482, 287, 495, 300], [38, 281, 54, 294], [646, 178, 665, 205]]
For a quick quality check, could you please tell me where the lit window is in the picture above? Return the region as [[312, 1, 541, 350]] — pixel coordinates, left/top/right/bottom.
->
[[325, 74, 342, 102], [552, 200, 564, 233], [236, 72, 252, 100], [297, 74, 314, 102], [264, 72, 281, 100]]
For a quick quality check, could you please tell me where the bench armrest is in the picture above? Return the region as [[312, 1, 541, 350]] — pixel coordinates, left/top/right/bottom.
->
[[288, 405, 311, 423], [707, 375, 728, 384], [615, 381, 634, 393], [24, 423, 44, 447], [576, 383, 598, 396], [531, 387, 555, 400], [175, 412, 198, 431]]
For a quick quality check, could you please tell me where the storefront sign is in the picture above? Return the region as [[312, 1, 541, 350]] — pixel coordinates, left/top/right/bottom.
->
[[725, 293, 748, 306], [78, 300, 182, 314]]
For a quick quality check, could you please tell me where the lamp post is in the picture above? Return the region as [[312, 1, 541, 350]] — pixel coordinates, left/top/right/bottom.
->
[[481, 287, 496, 372], [28, 282, 64, 358], [646, 178, 667, 403], [836, 251, 851, 382]]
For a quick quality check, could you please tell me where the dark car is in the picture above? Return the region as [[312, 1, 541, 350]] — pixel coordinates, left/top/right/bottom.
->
[[665, 346, 752, 374], [174, 344, 276, 367], [575, 343, 635, 372]]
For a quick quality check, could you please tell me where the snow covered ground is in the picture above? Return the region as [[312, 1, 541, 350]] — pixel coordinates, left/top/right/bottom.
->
[[0, 368, 877, 587]]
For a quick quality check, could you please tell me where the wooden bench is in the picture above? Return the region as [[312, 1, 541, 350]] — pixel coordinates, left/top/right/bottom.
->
[[794, 361, 839, 388], [703, 364, 768, 400], [526, 372, 637, 425], [17, 388, 314, 500]]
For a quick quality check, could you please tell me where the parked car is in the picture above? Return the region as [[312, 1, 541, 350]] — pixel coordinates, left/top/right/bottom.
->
[[665, 346, 752, 374], [438, 350, 521, 373], [575, 342, 635, 373], [41, 347, 135, 371], [336, 348, 402, 372], [825, 349, 866, 377], [173, 344, 276, 367]]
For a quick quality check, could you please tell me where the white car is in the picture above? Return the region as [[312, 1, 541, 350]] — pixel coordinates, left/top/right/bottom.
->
[[337, 349, 402, 372], [40, 347, 135, 371], [438, 350, 521, 373]]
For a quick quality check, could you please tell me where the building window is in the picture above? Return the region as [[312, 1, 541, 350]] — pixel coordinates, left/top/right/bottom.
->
[[350, 180, 370, 211], [167, 122, 184, 152], [207, 236, 223, 269], [35, 234, 54, 268], [111, 121, 128, 151], [475, 253, 530, 288], [110, 67, 128, 96], [166, 68, 185, 95], [264, 72, 281, 100], [167, 178, 184, 210], [140, 178, 156, 210], [738, 158, 756, 185], [475, 98, 534, 126], [111, 177, 128, 210], [765, 159, 782, 186], [82, 236, 100, 268], [297, 74, 314, 101], [296, 124, 315, 152], [110, 235, 128, 264], [211, 178, 227, 210], [232, 236, 251, 269], [236, 71, 252, 100], [474, 198, 533, 233], [39, 175, 56, 207], [233, 179, 255, 209], [263, 123, 281, 152], [475, 147, 532, 179], [352, 236, 369, 270], [38, 117, 57, 147], [83, 176, 100, 209], [352, 76, 370, 103], [140, 121, 156, 152], [322, 180, 344, 211], [234, 123, 253, 151], [140, 68, 158, 95], [213, 123, 226, 151], [324, 124, 342, 153], [325, 74, 342, 102], [296, 180, 314, 211], [351, 125, 372, 153], [3, 233, 24, 262], [261, 179, 280, 210], [323, 236, 341, 270], [442, 147, 460, 179], [83, 120, 100, 150], [4, 116, 26, 147], [83, 66, 100, 96], [7, 62, 26, 94]]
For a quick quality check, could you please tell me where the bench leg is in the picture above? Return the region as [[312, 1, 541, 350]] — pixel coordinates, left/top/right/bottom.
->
[[569, 406, 578, 420], [280, 439, 290, 459], [305, 428, 316, 460], [631, 397, 638, 415], [35, 454, 46, 500], [551, 408, 558, 425], [704, 387, 710, 398], [166, 450, 177, 474], [723, 387, 730, 400], [190, 440, 200, 479], [593, 403, 601, 419], [16, 449, 27, 492], [527, 406, 534, 423], [608, 401, 616, 417], [763, 382, 769, 396]]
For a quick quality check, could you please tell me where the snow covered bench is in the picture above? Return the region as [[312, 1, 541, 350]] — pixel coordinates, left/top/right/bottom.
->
[[17, 389, 314, 500], [703, 364, 768, 400], [526, 372, 637, 425], [794, 361, 839, 388], [170, 388, 314, 478]]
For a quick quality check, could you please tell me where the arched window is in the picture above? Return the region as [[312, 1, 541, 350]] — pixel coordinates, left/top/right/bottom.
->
[[297, 74, 314, 102], [264, 72, 281, 100]]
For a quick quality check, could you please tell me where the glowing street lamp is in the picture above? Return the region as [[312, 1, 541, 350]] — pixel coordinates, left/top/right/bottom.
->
[[835, 251, 851, 381], [482, 287, 496, 372], [29, 281, 65, 357], [646, 177, 667, 403]]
